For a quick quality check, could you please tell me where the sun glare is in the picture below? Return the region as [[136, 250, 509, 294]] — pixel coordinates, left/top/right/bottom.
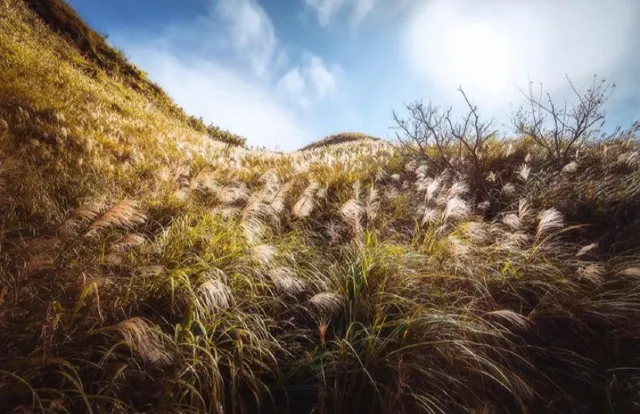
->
[[407, 2, 519, 109]]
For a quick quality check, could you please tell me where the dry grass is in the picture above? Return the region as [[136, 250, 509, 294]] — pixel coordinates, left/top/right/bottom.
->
[[1, 1, 640, 413], [299, 132, 380, 151]]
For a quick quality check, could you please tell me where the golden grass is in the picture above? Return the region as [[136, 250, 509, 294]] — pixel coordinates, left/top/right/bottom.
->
[[299, 132, 380, 151], [1, 1, 640, 413]]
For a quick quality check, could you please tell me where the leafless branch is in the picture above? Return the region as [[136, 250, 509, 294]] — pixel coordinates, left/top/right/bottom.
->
[[513, 75, 615, 168]]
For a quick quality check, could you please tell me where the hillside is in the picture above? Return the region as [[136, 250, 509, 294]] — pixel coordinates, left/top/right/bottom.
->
[[2, 1, 640, 413], [300, 132, 380, 151]]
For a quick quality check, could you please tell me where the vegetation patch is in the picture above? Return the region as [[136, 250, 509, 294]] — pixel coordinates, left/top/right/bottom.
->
[[1, 1, 640, 413], [300, 132, 380, 151]]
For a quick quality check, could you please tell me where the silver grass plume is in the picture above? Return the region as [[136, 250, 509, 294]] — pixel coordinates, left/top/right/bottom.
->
[[620, 268, 640, 277], [198, 276, 232, 312], [364, 186, 379, 221], [325, 220, 343, 243], [117, 317, 173, 366], [250, 244, 278, 266], [292, 181, 319, 218], [88, 200, 147, 233], [577, 263, 605, 285], [242, 217, 266, 244], [477, 200, 490, 212], [425, 177, 442, 203], [415, 164, 429, 180], [445, 181, 469, 201], [310, 292, 343, 314], [518, 199, 531, 221], [316, 186, 328, 199], [505, 143, 514, 157], [268, 267, 307, 294], [352, 180, 362, 200], [502, 183, 516, 197], [404, 159, 418, 172], [500, 231, 531, 250], [421, 207, 439, 225], [190, 170, 219, 193], [517, 164, 531, 182], [503, 199, 529, 231], [576, 243, 598, 258], [112, 234, 146, 252], [217, 184, 250, 205], [268, 180, 293, 215], [536, 208, 565, 240], [502, 214, 521, 231], [618, 152, 639, 168], [375, 169, 388, 182], [464, 222, 490, 244], [561, 161, 578, 174], [339, 199, 364, 234], [63, 198, 108, 232], [443, 197, 470, 222]]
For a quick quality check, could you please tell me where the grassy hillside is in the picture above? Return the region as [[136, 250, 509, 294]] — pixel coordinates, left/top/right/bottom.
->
[[300, 132, 380, 151], [2, 1, 640, 413]]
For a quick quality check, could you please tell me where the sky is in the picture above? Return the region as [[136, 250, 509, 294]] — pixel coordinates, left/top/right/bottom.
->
[[69, 0, 640, 150]]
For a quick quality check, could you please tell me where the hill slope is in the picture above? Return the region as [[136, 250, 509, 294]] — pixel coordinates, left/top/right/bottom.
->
[[300, 132, 380, 151], [2, 1, 640, 413]]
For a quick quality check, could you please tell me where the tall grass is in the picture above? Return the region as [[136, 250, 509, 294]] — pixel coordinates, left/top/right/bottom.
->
[[1, 1, 640, 413]]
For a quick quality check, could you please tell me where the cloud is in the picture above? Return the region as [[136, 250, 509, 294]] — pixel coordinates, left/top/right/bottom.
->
[[308, 54, 338, 98], [112, 0, 350, 149], [405, 0, 640, 120], [350, 0, 377, 27], [278, 67, 309, 107], [304, 0, 378, 28], [278, 53, 341, 107], [215, 0, 283, 78], [304, 0, 345, 26], [127, 46, 312, 150]]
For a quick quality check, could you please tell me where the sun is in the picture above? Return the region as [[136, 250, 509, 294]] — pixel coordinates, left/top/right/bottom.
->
[[407, 1, 522, 110]]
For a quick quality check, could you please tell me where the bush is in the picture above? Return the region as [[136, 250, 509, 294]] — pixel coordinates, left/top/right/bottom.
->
[[206, 124, 247, 148], [394, 78, 618, 202], [393, 88, 495, 201], [513, 76, 615, 169]]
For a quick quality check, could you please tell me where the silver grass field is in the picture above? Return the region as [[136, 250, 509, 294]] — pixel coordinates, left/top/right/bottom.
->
[[2, 1, 640, 413]]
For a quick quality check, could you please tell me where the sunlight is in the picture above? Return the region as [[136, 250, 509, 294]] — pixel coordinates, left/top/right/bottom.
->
[[407, 1, 521, 110], [406, 0, 637, 115], [440, 20, 514, 104]]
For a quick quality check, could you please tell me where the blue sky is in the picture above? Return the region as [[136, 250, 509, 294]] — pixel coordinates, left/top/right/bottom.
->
[[69, 0, 640, 150]]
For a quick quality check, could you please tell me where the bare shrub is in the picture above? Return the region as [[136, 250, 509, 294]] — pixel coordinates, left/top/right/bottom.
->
[[513, 76, 615, 168], [393, 88, 496, 198]]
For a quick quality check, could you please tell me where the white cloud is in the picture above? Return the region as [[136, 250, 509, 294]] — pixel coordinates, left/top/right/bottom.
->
[[111, 0, 352, 149], [350, 0, 377, 27], [304, 0, 378, 28], [216, 0, 281, 78], [307, 54, 338, 98], [129, 48, 312, 150], [278, 53, 340, 106], [278, 67, 310, 107], [304, 0, 345, 26], [405, 0, 640, 118]]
